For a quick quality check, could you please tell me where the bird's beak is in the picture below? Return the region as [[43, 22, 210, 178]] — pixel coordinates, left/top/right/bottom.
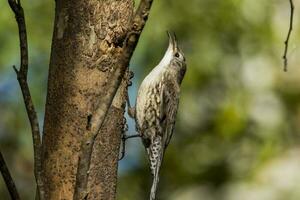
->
[[167, 31, 178, 51]]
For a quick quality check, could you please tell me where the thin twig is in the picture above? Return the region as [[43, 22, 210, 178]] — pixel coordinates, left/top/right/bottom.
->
[[125, 134, 140, 140], [73, 1, 154, 199], [8, 0, 44, 199], [119, 71, 136, 161], [282, 0, 294, 72], [126, 71, 136, 119], [0, 151, 21, 200]]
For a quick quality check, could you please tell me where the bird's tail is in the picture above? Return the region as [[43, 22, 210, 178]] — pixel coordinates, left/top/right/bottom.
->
[[148, 136, 164, 200], [150, 167, 160, 200]]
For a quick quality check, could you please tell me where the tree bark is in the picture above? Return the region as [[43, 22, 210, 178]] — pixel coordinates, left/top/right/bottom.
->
[[42, 1, 134, 199]]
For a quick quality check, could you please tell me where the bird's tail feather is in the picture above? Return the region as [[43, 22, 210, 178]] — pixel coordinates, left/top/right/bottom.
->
[[149, 136, 164, 200], [150, 167, 160, 200]]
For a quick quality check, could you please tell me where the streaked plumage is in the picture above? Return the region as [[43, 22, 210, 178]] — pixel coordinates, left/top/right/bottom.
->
[[134, 32, 186, 200]]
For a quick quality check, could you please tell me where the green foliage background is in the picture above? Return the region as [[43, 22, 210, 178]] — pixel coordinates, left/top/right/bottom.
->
[[1, 0, 300, 199]]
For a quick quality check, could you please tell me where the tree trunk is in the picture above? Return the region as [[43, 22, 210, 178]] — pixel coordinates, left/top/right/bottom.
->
[[42, 1, 134, 199]]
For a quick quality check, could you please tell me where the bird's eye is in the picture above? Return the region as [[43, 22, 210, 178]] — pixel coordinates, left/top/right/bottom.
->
[[174, 52, 180, 58]]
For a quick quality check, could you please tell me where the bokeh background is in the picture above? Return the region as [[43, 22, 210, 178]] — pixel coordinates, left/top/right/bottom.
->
[[1, 0, 300, 199]]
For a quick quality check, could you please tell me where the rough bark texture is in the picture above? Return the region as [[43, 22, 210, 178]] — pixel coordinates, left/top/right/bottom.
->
[[42, 1, 134, 199], [87, 79, 128, 200]]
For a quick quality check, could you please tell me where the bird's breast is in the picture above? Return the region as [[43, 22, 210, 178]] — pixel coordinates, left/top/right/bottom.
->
[[136, 82, 163, 135]]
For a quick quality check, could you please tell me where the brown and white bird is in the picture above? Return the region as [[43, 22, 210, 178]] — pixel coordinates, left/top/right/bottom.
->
[[133, 32, 186, 200]]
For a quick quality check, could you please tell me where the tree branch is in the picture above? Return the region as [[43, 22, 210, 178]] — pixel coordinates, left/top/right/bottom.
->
[[0, 151, 21, 200], [8, 0, 44, 199], [73, 0, 154, 199], [282, 0, 294, 72]]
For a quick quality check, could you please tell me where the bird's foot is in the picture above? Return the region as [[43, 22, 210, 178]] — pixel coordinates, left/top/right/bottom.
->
[[118, 134, 141, 161]]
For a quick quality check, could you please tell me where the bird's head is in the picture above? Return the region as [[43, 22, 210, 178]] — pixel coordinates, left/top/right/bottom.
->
[[160, 31, 186, 84]]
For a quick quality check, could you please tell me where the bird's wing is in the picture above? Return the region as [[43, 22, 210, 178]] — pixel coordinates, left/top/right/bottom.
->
[[160, 81, 179, 148]]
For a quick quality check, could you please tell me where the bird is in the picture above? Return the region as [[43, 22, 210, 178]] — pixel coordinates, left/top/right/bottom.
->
[[131, 32, 186, 200]]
